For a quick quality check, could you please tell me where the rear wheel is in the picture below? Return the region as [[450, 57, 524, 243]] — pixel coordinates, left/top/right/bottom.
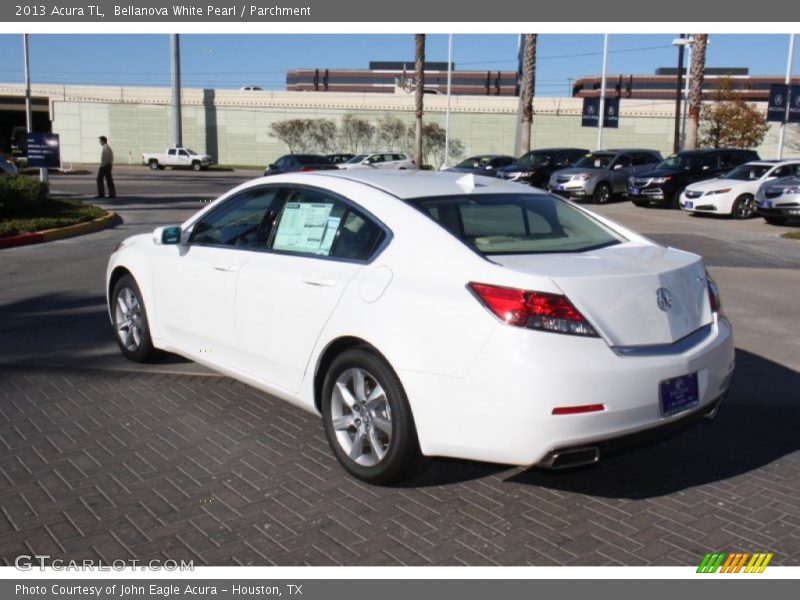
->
[[111, 274, 155, 362], [764, 215, 788, 225], [192, 161, 201, 171], [149, 160, 159, 170], [732, 194, 756, 219], [593, 182, 612, 204], [321, 348, 424, 484], [671, 187, 686, 209]]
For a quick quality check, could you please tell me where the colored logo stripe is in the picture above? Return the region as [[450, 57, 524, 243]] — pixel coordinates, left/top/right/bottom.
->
[[697, 552, 773, 573]]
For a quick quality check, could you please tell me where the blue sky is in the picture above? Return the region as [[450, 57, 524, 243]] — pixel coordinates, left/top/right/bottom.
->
[[0, 33, 796, 96]]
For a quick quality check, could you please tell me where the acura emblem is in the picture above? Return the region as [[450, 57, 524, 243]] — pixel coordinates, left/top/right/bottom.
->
[[656, 287, 672, 311]]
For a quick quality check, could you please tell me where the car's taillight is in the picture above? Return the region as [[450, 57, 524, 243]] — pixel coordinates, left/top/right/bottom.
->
[[707, 274, 721, 313], [468, 282, 598, 337], [300, 166, 314, 172]]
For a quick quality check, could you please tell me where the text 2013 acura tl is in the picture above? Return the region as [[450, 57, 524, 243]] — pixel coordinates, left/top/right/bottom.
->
[[106, 171, 735, 484]]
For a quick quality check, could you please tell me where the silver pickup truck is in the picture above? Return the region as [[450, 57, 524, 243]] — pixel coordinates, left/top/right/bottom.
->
[[141, 147, 214, 171]]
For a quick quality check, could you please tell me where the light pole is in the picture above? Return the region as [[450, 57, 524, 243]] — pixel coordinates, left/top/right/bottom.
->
[[777, 33, 796, 159], [170, 34, 182, 148], [597, 33, 609, 150], [444, 34, 453, 168], [672, 34, 686, 154], [672, 36, 695, 151]]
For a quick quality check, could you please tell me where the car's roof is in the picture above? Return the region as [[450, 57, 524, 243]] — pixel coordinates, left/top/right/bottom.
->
[[523, 147, 588, 153], [298, 169, 534, 199]]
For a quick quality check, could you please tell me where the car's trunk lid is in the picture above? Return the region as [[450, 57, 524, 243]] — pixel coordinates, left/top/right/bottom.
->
[[491, 243, 712, 347]]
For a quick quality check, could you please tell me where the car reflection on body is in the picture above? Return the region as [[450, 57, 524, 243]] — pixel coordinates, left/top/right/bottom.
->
[[106, 170, 734, 484]]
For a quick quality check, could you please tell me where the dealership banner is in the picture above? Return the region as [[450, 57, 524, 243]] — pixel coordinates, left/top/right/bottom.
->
[[768, 84, 789, 122], [582, 97, 619, 128], [2, 0, 800, 21], [789, 85, 800, 124]]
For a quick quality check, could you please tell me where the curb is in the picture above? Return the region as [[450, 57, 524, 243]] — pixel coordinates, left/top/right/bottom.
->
[[0, 210, 116, 249]]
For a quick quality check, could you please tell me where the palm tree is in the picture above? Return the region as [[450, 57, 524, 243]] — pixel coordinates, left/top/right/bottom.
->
[[519, 34, 537, 156], [414, 34, 425, 168], [686, 34, 709, 150]]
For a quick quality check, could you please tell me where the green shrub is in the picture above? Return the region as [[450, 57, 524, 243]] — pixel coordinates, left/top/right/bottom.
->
[[0, 175, 48, 216]]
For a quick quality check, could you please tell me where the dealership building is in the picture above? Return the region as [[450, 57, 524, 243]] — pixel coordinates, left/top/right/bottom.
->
[[0, 81, 797, 166]]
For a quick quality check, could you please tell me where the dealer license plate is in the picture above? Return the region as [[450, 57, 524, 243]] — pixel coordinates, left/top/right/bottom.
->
[[685, 201, 693, 209], [659, 373, 699, 417]]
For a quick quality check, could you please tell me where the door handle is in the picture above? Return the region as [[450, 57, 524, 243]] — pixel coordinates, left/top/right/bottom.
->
[[213, 264, 237, 272], [303, 276, 337, 287]]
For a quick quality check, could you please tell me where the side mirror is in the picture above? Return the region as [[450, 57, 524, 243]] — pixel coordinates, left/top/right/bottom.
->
[[702, 165, 710, 171], [153, 226, 181, 245], [485, 165, 494, 170], [268, 164, 277, 169], [613, 164, 623, 170]]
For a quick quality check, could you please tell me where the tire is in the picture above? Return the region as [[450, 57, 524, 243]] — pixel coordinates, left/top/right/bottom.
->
[[191, 161, 201, 171], [111, 274, 155, 363], [321, 348, 424, 484], [149, 160, 159, 170], [592, 182, 612, 204], [731, 194, 756, 219], [764, 215, 788, 225], [671, 188, 685, 210]]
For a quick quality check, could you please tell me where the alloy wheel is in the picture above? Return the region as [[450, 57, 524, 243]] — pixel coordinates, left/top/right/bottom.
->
[[114, 286, 144, 352]]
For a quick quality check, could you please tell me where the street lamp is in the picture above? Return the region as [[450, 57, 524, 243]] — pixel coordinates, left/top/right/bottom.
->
[[672, 36, 695, 151]]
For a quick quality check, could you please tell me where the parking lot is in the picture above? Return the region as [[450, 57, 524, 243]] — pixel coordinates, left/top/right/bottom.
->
[[1, 166, 799, 566]]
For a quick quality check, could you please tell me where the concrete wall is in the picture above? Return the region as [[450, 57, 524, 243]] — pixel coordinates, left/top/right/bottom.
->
[[49, 93, 800, 166]]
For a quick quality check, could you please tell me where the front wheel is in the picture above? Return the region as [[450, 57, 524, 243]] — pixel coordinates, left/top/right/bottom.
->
[[732, 194, 756, 219], [111, 274, 155, 362], [321, 348, 424, 484], [192, 161, 201, 171], [671, 187, 686, 210], [149, 160, 159, 170], [592, 182, 612, 204]]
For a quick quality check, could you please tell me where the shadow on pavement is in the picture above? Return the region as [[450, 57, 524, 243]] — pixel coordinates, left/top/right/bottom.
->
[[506, 348, 800, 498]]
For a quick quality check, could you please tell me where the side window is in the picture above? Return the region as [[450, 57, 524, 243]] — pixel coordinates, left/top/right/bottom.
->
[[269, 188, 385, 261], [613, 154, 633, 169], [792, 164, 800, 176], [179, 150, 188, 158], [275, 157, 287, 168], [772, 166, 789, 178], [167, 149, 176, 156], [368, 154, 384, 164], [271, 189, 347, 256], [553, 153, 569, 167], [701, 155, 720, 170], [382, 154, 395, 162], [569, 151, 585, 164], [189, 188, 281, 248], [393, 154, 406, 161], [632, 153, 652, 166]]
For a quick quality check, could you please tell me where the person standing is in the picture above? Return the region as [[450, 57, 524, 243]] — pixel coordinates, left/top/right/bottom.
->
[[96, 135, 116, 198]]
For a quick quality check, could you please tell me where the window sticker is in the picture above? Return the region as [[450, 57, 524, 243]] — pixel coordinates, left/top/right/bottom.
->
[[273, 202, 341, 255]]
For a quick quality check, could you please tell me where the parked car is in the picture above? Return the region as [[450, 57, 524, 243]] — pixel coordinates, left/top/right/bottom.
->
[[106, 170, 733, 484], [496, 148, 588, 187], [142, 147, 214, 171], [446, 155, 515, 176], [680, 160, 800, 219], [264, 154, 338, 176], [755, 175, 800, 224], [628, 148, 760, 209], [240, 85, 263, 91], [338, 152, 416, 170], [0, 153, 18, 175], [549, 149, 662, 204], [326, 153, 355, 165]]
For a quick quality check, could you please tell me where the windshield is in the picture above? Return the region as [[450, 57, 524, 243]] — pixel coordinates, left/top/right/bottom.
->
[[407, 193, 625, 255], [345, 154, 367, 164], [724, 164, 771, 181], [573, 153, 614, 170], [456, 156, 493, 169], [185, 149, 197, 155], [516, 152, 552, 168], [656, 154, 701, 170]]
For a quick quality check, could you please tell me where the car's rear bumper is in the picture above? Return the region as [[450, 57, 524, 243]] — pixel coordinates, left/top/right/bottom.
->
[[401, 314, 734, 466]]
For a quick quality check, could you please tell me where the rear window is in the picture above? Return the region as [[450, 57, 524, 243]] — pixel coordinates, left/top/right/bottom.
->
[[573, 153, 615, 169], [297, 155, 330, 165], [408, 193, 625, 255]]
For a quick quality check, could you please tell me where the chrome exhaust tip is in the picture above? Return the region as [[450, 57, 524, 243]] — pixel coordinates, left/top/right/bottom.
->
[[538, 446, 600, 470]]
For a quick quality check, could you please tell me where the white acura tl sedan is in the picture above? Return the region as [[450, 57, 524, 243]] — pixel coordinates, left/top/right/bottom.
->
[[106, 171, 735, 484]]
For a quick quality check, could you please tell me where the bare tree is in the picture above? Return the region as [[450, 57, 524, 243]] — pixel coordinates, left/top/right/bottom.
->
[[308, 119, 338, 155], [421, 122, 464, 169], [414, 34, 425, 167], [699, 78, 768, 149], [376, 114, 410, 151], [685, 33, 709, 150], [519, 34, 537, 156], [338, 114, 375, 154], [268, 119, 315, 153]]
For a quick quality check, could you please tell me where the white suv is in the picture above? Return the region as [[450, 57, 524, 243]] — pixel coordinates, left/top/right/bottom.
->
[[338, 152, 416, 170]]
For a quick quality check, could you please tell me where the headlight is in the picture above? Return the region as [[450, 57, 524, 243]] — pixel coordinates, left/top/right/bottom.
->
[[706, 188, 732, 195], [628, 176, 635, 185], [651, 176, 672, 184], [783, 186, 800, 194], [572, 174, 592, 182]]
